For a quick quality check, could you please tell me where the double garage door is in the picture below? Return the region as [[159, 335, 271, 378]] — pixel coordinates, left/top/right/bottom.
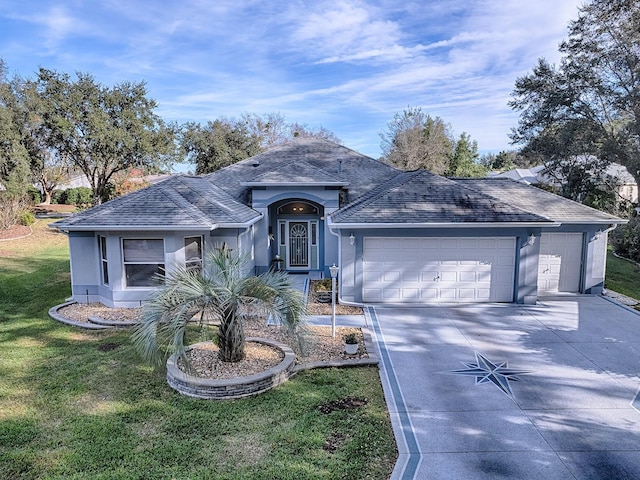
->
[[363, 237, 516, 303]]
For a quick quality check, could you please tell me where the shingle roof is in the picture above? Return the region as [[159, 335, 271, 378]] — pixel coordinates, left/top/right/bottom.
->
[[456, 178, 624, 224], [330, 170, 553, 225], [53, 176, 261, 230], [205, 137, 397, 203], [243, 160, 348, 186]]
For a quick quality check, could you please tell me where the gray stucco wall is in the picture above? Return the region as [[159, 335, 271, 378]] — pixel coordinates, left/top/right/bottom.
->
[[67, 228, 250, 308]]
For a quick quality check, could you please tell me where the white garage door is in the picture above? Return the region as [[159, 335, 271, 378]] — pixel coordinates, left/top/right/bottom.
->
[[538, 233, 583, 294], [362, 237, 516, 303]]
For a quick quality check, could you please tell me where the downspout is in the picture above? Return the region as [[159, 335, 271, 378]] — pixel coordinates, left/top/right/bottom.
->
[[327, 215, 350, 305]]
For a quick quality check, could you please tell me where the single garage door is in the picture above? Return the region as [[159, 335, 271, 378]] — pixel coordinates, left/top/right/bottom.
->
[[362, 237, 516, 303], [538, 233, 583, 294]]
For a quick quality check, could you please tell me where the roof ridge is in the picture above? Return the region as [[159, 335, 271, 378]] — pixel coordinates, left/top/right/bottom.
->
[[174, 176, 258, 219], [334, 169, 415, 214], [154, 180, 214, 225]]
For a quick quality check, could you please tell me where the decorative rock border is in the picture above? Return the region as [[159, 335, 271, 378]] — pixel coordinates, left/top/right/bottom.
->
[[87, 315, 139, 328], [293, 326, 379, 373], [167, 338, 296, 400], [166, 329, 380, 400], [48, 302, 113, 330], [48, 302, 139, 329]]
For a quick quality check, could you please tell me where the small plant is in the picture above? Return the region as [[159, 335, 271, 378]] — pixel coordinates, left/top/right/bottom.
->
[[19, 211, 35, 226], [315, 278, 332, 291], [343, 332, 358, 344]]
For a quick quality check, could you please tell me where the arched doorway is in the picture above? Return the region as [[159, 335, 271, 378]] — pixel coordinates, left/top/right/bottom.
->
[[271, 199, 323, 271]]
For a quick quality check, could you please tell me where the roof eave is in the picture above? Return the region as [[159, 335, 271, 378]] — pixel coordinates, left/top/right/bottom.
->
[[53, 214, 263, 232], [242, 181, 349, 187], [327, 220, 561, 229]]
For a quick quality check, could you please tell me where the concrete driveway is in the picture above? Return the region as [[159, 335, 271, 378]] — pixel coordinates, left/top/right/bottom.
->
[[365, 296, 640, 480]]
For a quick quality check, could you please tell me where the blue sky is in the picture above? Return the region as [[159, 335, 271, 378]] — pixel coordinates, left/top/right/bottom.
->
[[0, 0, 582, 165]]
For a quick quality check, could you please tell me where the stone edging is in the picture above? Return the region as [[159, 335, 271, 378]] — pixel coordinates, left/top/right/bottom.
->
[[293, 327, 379, 373], [49, 302, 381, 399], [48, 302, 113, 330], [0, 225, 33, 242], [166, 338, 296, 400], [87, 315, 139, 328]]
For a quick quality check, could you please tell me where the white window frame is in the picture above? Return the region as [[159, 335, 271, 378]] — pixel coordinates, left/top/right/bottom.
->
[[99, 235, 109, 286], [184, 236, 204, 272], [122, 238, 165, 288]]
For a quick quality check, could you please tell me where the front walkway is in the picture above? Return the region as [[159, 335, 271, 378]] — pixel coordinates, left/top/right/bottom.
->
[[369, 296, 640, 479]]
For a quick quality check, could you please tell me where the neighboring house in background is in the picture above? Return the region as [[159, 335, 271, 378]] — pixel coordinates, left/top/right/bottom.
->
[[54, 138, 624, 308], [489, 165, 545, 185], [493, 162, 638, 203], [55, 172, 172, 192]]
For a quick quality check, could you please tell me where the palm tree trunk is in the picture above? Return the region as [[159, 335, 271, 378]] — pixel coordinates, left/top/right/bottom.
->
[[217, 308, 246, 362]]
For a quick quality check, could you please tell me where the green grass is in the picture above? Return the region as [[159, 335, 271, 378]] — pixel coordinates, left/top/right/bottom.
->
[[0, 222, 397, 480], [606, 247, 640, 300]]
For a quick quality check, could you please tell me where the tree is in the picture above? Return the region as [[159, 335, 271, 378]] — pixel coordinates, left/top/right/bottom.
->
[[510, 0, 640, 188], [241, 112, 289, 150], [287, 122, 341, 143], [447, 133, 486, 177], [480, 150, 537, 172], [183, 114, 342, 174], [380, 106, 453, 174], [0, 60, 31, 197], [131, 248, 306, 365], [181, 119, 262, 175], [36, 68, 178, 205]]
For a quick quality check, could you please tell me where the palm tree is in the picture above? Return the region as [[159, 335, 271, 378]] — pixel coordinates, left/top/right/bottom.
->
[[132, 247, 306, 366]]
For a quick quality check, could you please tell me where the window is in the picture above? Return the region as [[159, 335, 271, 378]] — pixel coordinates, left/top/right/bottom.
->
[[185, 236, 203, 272], [311, 222, 317, 246], [122, 239, 165, 287], [99, 236, 108, 285], [279, 221, 285, 246]]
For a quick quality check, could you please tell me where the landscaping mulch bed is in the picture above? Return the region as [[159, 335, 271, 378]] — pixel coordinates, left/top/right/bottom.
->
[[0, 225, 31, 241], [307, 280, 363, 315], [57, 302, 369, 380]]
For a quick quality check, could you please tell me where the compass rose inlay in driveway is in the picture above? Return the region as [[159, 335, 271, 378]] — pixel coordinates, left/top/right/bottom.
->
[[448, 352, 530, 400]]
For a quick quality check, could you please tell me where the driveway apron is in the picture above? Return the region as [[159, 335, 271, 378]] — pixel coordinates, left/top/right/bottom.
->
[[367, 296, 640, 480]]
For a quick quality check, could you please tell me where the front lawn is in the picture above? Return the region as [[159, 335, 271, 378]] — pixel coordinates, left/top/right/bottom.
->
[[605, 247, 640, 301], [0, 221, 397, 480]]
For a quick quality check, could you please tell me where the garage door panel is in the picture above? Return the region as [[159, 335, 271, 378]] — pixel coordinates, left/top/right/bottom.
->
[[459, 271, 476, 282], [402, 271, 420, 282], [363, 236, 516, 303], [538, 233, 582, 294]]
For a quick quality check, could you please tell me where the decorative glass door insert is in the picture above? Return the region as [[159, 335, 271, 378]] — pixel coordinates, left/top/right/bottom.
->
[[289, 222, 309, 267]]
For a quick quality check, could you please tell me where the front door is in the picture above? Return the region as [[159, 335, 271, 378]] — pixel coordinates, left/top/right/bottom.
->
[[288, 221, 309, 268]]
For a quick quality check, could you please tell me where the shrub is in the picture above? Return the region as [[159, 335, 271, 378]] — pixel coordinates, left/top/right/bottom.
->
[[0, 195, 30, 230], [19, 211, 35, 226], [51, 190, 64, 204], [75, 187, 92, 205], [26, 186, 42, 204], [58, 187, 93, 206], [610, 217, 640, 262]]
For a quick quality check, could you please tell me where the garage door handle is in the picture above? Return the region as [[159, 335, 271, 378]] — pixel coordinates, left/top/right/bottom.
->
[[434, 275, 440, 281]]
